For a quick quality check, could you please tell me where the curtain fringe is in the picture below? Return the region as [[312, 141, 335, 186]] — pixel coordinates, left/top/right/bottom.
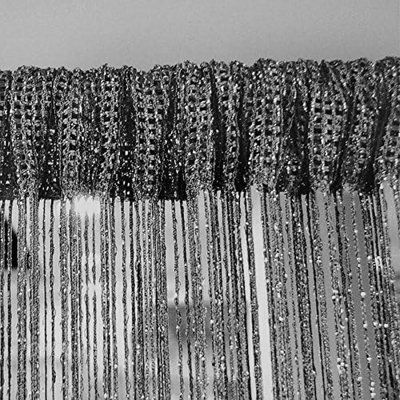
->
[[0, 187, 399, 399]]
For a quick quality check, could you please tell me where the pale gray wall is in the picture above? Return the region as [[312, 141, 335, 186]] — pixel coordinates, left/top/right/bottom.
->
[[0, 0, 398, 71]]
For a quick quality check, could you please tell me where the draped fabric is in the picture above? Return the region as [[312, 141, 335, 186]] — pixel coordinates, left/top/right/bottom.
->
[[0, 57, 399, 399]]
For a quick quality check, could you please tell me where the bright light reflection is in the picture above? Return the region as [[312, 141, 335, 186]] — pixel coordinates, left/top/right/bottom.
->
[[73, 195, 101, 216]]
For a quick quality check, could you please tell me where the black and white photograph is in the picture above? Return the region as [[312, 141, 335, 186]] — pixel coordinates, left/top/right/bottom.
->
[[0, 1, 399, 399]]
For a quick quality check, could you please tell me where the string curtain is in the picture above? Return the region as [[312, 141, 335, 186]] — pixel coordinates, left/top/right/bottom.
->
[[0, 57, 399, 399]]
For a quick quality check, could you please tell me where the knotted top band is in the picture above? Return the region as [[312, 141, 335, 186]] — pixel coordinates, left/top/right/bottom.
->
[[0, 57, 399, 200]]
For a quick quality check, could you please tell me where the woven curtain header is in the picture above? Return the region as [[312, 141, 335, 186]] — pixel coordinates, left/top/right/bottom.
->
[[0, 57, 399, 200]]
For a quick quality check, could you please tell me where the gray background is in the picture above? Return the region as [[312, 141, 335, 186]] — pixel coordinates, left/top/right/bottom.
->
[[0, 0, 399, 71]]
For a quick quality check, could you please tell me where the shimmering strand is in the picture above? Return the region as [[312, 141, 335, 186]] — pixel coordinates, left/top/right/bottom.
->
[[157, 201, 171, 398], [359, 193, 380, 399], [172, 201, 184, 400], [42, 200, 48, 400], [283, 194, 303, 399], [84, 212, 92, 400], [367, 193, 388, 398], [142, 201, 152, 399], [147, 201, 156, 399], [221, 192, 238, 399], [134, 201, 145, 399], [91, 210, 99, 400], [69, 202, 80, 400], [59, 197, 69, 400], [6, 201, 13, 400], [152, 201, 160, 397], [338, 192, 362, 399], [260, 192, 280, 400], [209, 191, 228, 398], [306, 192, 333, 400], [30, 194, 41, 400], [100, 198, 112, 399], [372, 191, 395, 395], [120, 201, 131, 399], [378, 185, 400, 391], [291, 195, 317, 400], [272, 192, 293, 399], [180, 200, 195, 398], [376, 187, 400, 395], [109, 200, 119, 400], [203, 192, 218, 399], [323, 193, 349, 399], [350, 192, 373, 393], [17, 196, 28, 400], [270, 192, 292, 398], [333, 193, 357, 399], [230, 192, 251, 399], [231, 193, 244, 397], [0, 201, 5, 399], [76, 211, 88, 396], [77, 208, 84, 399], [49, 200, 55, 400], [129, 202, 137, 397], [243, 189, 263, 399], [187, 196, 207, 399]]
